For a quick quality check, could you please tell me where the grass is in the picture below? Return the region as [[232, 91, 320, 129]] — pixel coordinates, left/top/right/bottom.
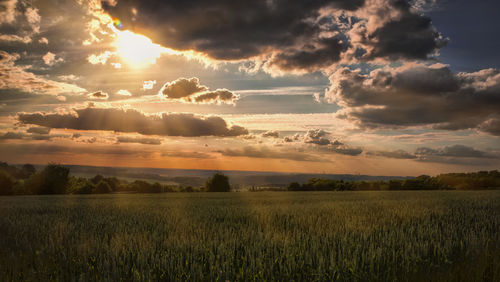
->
[[0, 191, 499, 281]]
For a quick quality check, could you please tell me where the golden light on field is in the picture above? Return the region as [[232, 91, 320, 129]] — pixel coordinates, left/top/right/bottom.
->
[[113, 30, 177, 68]]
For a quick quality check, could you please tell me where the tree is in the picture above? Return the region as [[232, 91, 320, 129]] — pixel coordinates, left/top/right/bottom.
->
[[0, 170, 15, 195], [287, 182, 302, 191], [94, 181, 111, 194], [91, 174, 104, 185], [205, 173, 230, 192], [20, 164, 36, 179], [24, 164, 70, 194]]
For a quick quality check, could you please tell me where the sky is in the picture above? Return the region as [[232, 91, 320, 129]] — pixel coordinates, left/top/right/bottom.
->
[[0, 0, 499, 176]]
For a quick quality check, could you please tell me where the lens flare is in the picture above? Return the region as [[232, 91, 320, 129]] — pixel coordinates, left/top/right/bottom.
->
[[112, 17, 123, 29]]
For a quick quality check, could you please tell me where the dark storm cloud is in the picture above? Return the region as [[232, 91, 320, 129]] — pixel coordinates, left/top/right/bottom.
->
[[17, 107, 248, 137], [328, 65, 500, 135], [359, 1, 447, 60], [101, 0, 444, 71], [102, 0, 354, 59], [116, 136, 162, 145], [268, 38, 345, 72], [159, 77, 239, 104]]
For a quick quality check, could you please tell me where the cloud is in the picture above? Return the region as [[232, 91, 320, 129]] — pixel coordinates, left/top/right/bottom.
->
[[327, 146, 363, 156], [0, 1, 41, 44], [283, 134, 301, 143], [88, 91, 109, 100], [160, 77, 207, 99], [415, 145, 495, 159], [58, 75, 81, 81], [265, 38, 345, 72], [327, 65, 500, 135], [367, 150, 417, 159], [193, 89, 239, 104], [116, 89, 132, 96], [217, 146, 328, 162], [0, 0, 17, 25], [0, 51, 86, 95], [304, 129, 332, 145], [102, 0, 444, 73], [161, 151, 214, 159], [303, 129, 362, 156], [159, 77, 239, 104], [356, 3, 447, 61], [0, 131, 68, 141], [88, 51, 114, 65], [279, 129, 361, 156], [367, 145, 499, 164], [142, 80, 156, 90], [38, 37, 48, 44], [0, 34, 32, 43], [42, 52, 63, 66], [17, 106, 248, 137], [26, 126, 51, 134], [116, 136, 162, 145], [479, 118, 500, 136], [0, 131, 25, 140], [0, 143, 155, 158], [261, 130, 279, 138]]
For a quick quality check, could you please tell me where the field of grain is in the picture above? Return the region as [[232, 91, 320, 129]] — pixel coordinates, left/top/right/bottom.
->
[[0, 191, 499, 281]]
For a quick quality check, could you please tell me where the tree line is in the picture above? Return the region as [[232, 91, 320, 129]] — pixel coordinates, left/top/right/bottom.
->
[[287, 171, 500, 191], [0, 162, 230, 195], [1, 161, 499, 195]]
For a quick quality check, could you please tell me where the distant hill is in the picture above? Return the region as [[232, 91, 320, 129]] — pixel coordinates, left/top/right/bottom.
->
[[29, 164, 411, 188]]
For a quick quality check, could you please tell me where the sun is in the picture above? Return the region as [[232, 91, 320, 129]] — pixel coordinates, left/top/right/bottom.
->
[[113, 30, 177, 68]]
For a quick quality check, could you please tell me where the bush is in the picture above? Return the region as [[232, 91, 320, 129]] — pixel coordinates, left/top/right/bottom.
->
[[206, 173, 230, 192]]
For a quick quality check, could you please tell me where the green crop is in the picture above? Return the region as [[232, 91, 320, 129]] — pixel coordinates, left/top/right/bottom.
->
[[0, 191, 499, 281]]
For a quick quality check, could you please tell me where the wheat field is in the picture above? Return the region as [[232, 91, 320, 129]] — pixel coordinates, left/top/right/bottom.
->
[[0, 191, 499, 281]]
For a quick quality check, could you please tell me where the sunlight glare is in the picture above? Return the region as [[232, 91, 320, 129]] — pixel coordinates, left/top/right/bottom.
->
[[113, 30, 178, 68]]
